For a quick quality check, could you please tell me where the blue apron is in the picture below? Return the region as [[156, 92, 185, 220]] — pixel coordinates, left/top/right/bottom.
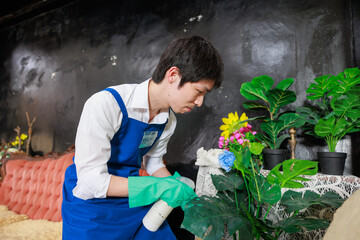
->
[[62, 88, 177, 240]]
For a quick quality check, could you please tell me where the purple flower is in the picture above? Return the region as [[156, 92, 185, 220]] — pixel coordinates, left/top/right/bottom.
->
[[218, 150, 236, 172]]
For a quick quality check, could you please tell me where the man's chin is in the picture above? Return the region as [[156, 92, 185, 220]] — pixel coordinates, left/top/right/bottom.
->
[[172, 108, 190, 114]]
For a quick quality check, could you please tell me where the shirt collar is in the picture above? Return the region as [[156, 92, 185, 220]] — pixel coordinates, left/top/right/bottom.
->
[[131, 79, 150, 109], [129, 79, 169, 124]]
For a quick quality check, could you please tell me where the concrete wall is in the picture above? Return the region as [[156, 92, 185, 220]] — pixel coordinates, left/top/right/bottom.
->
[[0, 0, 358, 180]]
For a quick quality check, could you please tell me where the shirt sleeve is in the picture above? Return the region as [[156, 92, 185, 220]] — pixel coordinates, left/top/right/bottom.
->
[[143, 111, 177, 175], [72, 90, 122, 200]]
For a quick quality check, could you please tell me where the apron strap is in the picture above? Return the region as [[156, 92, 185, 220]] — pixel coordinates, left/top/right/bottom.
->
[[103, 88, 129, 123]]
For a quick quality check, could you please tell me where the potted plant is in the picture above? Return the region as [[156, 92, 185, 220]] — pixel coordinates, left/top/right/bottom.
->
[[239, 76, 305, 169], [181, 113, 344, 239], [297, 67, 360, 175]]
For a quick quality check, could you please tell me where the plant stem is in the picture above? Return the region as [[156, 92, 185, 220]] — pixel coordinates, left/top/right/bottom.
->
[[293, 210, 299, 217], [242, 173, 251, 211], [250, 156, 261, 202], [263, 205, 272, 220], [235, 173, 240, 215]]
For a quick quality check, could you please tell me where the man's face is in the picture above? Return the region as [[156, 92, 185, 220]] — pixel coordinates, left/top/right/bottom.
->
[[169, 78, 215, 114]]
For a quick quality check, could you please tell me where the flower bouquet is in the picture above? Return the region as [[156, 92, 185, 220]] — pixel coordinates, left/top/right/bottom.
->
[[0, 133, 28, 161], [181, 112, 344, 240]]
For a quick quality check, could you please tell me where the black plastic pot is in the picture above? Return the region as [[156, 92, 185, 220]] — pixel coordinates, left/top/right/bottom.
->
[[263, 149, 288, 170], [318, 152, 347, 175]]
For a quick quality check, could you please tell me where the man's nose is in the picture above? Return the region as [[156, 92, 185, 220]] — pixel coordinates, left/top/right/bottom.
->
[[194, 95, 204, 107]]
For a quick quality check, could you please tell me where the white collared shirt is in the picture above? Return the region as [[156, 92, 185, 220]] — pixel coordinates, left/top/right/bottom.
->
[[72, 79, 177, 200]]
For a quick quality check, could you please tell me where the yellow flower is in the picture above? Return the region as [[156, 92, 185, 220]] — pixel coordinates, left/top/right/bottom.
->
[[220, 112, 249, 139], [11, 140, 19, 146], [20, 134, 28, 140]]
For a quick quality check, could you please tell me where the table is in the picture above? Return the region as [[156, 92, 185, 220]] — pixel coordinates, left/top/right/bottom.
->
[[195, 166, 360, 240]]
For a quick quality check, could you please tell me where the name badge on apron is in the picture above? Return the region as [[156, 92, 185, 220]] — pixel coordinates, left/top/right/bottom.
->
[[139, 131, 158, 148]]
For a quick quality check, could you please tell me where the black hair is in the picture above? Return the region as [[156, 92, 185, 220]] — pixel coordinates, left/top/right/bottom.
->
[[152, 36, 224, 88]]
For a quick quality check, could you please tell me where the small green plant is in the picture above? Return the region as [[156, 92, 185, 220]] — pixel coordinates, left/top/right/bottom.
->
[[297, 68, 360, 152], [240, 76, 304, 149]]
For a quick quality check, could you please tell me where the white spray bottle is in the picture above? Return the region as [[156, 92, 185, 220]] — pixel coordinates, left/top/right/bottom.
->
[[142, 176, 195, 232]]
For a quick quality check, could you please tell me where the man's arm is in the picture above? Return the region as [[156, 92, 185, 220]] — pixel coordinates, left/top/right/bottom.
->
[[151, 166, 172, 178], [106, 161, 171, 197]]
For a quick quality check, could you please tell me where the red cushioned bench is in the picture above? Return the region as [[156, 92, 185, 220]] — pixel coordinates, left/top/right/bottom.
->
[[0, 149, 74, 222], [0, 147, 150, 222]]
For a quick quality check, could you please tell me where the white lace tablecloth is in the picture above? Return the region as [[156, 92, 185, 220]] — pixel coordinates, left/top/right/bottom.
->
[[195, 166, 360, 240]]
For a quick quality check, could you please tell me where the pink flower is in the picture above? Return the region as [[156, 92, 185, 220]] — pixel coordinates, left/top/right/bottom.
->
[[234, 133, 241, 140], [252, 131, 257, 135], [237, 138, 244, 145], [239, 127, 245, 133], [219, 136, 225, 141], [218, 141, 224, 148], [230, 136, 235, 143]]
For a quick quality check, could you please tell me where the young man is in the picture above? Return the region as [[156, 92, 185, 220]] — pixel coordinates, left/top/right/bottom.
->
[[62, 35, 224, 239]]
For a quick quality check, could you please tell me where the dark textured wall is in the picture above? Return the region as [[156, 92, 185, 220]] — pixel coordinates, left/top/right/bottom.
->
[[351, 0, 360, 175], [0, 0, 358, 180]]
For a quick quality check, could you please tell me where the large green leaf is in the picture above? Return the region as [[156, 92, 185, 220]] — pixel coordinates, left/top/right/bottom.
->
[[261, 121, 283, 149], [306, 75, 338, 100], [275, 134, 290, 149], [267, 89, 296, 115], [181, 196, 241, 240], [243, 101, 269, 111], [314, 117, 334, 137], [234, 220, 254, 240], [278, 113, 306, 129], [275, 216, 329, 233], [252, 75, 274, 92], [182, 191, 260, 240], [296, 106, 321, 125], [332, 91, 360, 119], [218, 192, 253, 238], [231, 146, 252, 174], [314, 116, 347, 137], [333, 67, 360, 96], [249, 175, 281, 205], [275, 78, 294, 91], [260, 120, 295, 149], [267, 159, 318, 188], [280, 190, 344, 213], [260, 121, 283, 138], [249, 142, 265, 155], [237, 201, 277, 239], [211, 171, 244, 192], [240, 82, 268, 102], [241, 147, 252, 168], [317, 95, 332, 113]]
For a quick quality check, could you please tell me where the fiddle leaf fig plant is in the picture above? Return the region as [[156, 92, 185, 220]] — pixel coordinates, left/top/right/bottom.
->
[[297, 67, 360, 152], [240, 76, 304, 149]]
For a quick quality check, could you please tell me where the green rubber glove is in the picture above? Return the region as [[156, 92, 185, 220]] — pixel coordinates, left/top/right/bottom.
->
[[128, 172, 197, 208]]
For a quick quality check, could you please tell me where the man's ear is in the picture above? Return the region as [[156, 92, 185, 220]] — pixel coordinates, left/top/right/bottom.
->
[[167, 66, 180, 84]]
